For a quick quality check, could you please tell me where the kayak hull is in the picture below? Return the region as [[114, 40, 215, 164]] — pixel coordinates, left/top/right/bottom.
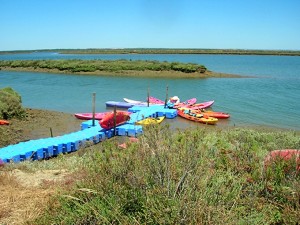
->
[[106, 101, 135, 108], [123, 98, 145, 104], [148, 96, 197, 107], [136, 116, 165, 125], [185, 100, 214, 110], [99, 111, 131, 129], [106, 101, 149, 108], [148, 96, 165, 104], [74, 112, 108, 120], [179, 108, 230, 119], [177, 109, 218, 125]]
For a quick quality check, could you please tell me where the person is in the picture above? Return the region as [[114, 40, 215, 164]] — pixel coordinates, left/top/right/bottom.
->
[[167, 96, 180, 108], [171, 96, 180, 105]]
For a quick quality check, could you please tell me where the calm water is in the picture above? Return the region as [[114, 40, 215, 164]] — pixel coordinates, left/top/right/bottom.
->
[[0, 52, 299, 130]]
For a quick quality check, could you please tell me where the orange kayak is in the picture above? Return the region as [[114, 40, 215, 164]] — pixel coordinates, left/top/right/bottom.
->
[[0, 120, 9, 125], [180, 108, 230, 119], [177, 109, 218, 125], [99, 111, 131, 129]]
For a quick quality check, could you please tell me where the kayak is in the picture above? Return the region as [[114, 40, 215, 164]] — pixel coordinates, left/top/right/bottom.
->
[[99, 111, 131, 129], [74, 112, 108, 120], [136, 116, 165, 125], [177, 109, 218, 125], [172, 98, 197, 108], [75, 111, 131, 120], [148, 96, 165, 104], [148, 96, 197, 107], [185, 100, 214, 110], [106, 101, 136, 108], [201, 110, 230, 119], [123, 98, 145, 104], [106, 101, 148, 108], [179, 108, 230, 119], [264, 149, 300, 171], [0, 120, 9, 125], [106, 101, 135, 108]]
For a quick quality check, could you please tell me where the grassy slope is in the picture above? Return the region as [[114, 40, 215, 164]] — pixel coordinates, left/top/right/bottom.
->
[[24, 125, 299, 224]]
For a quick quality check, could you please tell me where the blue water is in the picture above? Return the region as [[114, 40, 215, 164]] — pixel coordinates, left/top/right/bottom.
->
[[0, 52, 299, 130]]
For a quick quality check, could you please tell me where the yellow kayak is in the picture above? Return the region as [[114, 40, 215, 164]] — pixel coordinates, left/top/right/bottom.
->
[[136, 116, 165, 125]]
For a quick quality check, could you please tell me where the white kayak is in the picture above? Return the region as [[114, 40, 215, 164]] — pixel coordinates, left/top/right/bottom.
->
[[123, 98, 145, 104]]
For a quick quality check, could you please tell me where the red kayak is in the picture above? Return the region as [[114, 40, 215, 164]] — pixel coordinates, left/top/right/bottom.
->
[[99, 111, 131, 129], [0, 120, 9, 125], [74, 112, 108, 120], [264, 149, 300, 171]]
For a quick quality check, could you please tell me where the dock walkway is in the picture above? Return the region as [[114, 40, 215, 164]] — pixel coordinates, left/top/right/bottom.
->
[[0, 105, 177, 164]]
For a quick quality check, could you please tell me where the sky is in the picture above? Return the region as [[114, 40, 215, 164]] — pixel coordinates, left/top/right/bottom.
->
[[1, 0, 300, 51]]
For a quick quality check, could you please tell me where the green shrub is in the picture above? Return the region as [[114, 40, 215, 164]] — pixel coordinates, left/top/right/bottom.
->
[[0, 87, 26, 119]]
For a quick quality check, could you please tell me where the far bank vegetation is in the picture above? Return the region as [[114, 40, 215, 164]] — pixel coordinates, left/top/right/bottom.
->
[[0, 59, 207, 74]]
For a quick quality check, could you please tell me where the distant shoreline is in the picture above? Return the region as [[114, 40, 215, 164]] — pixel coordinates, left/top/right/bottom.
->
[[0, 48, 300, 56]]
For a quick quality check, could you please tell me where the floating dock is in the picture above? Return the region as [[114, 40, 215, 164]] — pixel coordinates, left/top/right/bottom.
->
[[0, 105, 177, 164]]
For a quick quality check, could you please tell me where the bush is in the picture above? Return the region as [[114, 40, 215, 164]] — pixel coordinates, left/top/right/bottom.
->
[[0, 87, 26, 119]]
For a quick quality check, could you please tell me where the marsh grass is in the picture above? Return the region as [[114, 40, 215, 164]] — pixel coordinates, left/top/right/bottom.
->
[[16, 127, 300, 224], [0, 59, 207, 76]]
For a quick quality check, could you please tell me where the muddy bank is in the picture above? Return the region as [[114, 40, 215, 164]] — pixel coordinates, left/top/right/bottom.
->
[[0, 108, 83, 148]]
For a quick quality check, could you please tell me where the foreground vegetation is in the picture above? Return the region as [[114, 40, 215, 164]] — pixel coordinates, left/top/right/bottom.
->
[[1, 48, 300, 56], [3, 125, 297, 224]]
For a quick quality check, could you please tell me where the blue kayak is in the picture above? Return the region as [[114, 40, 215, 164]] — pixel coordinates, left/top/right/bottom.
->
[[106, 101, 133, 108], [105, 101, 149, 108]]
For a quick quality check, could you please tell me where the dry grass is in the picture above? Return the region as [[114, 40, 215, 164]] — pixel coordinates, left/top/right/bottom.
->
[[0, 171, 54, 224], [0, 168, 82, 225]]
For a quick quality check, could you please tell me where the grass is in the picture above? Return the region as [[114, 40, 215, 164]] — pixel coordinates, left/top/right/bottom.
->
[[2, 125, 295, 224]]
